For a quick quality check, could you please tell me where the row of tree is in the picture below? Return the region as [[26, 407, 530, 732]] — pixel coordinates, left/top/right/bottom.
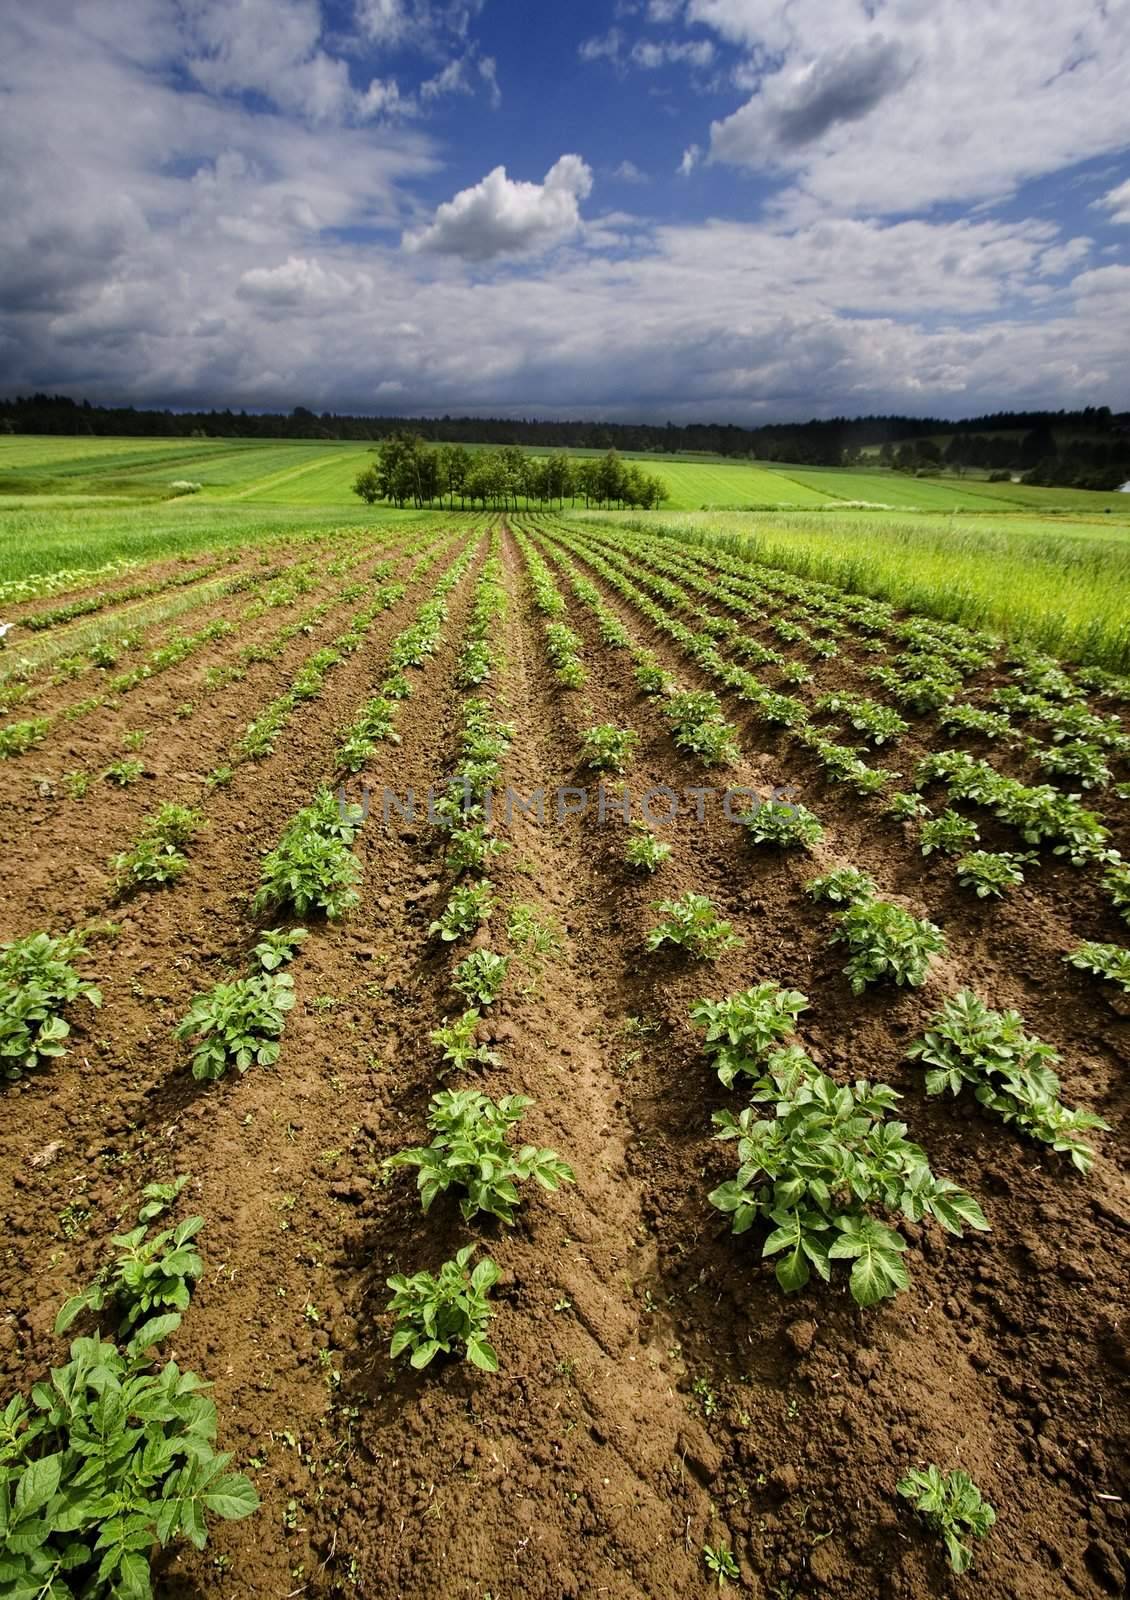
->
[[3, 394, 1125, 471], [877, 428, 1130, 491], [353, 437, 670, 510]]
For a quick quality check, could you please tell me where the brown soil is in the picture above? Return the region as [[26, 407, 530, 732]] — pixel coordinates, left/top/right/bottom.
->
[[0, 518, 1126, 1600]]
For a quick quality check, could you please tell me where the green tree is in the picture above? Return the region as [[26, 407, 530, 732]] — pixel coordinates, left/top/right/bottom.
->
[[352, 464, 381, 504]]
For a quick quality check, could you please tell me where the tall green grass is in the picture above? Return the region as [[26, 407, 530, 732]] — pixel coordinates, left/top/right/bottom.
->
[[0, 500, 412, 589], [591, 509, 1130, 670]]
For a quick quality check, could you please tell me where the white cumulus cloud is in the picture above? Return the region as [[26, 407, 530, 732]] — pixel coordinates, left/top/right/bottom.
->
[[403, 154, 594, 260], [1096, 178, 1130, 226]]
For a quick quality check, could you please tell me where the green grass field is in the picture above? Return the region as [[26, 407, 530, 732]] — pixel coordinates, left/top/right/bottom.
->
[[4, 433, 1129, 516], [616, 507, 1130, 668], [2, 434, 1129, 664]]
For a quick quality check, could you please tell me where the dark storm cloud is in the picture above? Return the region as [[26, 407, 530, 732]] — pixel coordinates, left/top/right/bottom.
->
[[770, 36, 912, 148]]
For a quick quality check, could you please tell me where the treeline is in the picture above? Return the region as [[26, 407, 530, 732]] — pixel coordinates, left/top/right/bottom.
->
[[3, 392, 1127, 471], [877, 424, 1130, 492], [354, 438, 669, 510]]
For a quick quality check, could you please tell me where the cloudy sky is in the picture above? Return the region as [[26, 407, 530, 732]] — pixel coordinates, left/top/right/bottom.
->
[[3, 0, 1130, 422]]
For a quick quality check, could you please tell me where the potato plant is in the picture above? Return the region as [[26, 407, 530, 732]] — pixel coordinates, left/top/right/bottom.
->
[[385, 1090, 574, 1223], [709, 1047, 988, 1305], [664, 691, 740, 766], [429, 879, 494, 942], [804, 867, 877, 906], [0, 1334, 258, 1598], [691, 983, 808, 1087], [252, 926, 307, 970], [452, 949, 510, 1007], [1038, 738, 1112, 789], [897, 1466, 996, 1574], [955, 849, 1035, 897], [55, 1215, 205, 1346], [1064, 941, 1130, 993], [884, 791, 930, 822], [634, 654, 673, 696], [253, 790, 363, 919], [386, 1244, 500, 1371], [337, 693, 400, 770], [429, 1008, 498, 1073], [624, 828, 672, 873], [579, 723, 638, 773], [646, 894, 743, 960], [102, 757, 145, 787], [446, 824, 507, 874], [919, 809, 979, 857], [938, 704, 1013, 740], [740, 798, 824, 850], [112, 803, 206, 891], [0, 716, 50, 758], [908, 989, 1107, 1170], [829, 899, 946, 993], [0, 929, 102, 1081], [544, 621, 586, 686], [175, 971, 296, 1081], [1101, 861, 1130, 926], [816, 692, 907, 746]]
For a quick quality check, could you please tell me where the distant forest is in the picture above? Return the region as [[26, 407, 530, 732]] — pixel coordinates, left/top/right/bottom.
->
[[3, 393, 1129, 489]]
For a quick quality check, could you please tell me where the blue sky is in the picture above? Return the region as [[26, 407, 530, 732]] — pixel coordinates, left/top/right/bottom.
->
[[3, 1, 1130, 421]]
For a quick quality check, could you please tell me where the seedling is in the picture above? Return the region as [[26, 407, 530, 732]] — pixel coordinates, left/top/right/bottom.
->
[[103, 757, 145, 786], [429, 879, 494, 942], [664, 691, 740, 766], [0, 1333, 258, 1596], [804, 868, 876, 906], [385, 1090, 574, 1223], [955, 850, 1035, 898], [919, 810, 979, 857], [703, 1544, 739, 1588], [386, 1244, 500, 1371], [909, 989, 1107, 1170], [741, 799, 824, 850], [253, 926, 307, 971], [430, 1009, 498, 1073], [709, 1048, 987, 1305], [646, 894, 743, 960], [1104, 861, 1130, 926], [253, 796, 362, 919], [0, 929, 102, 1080], [0, 717, 50, 758], [1064, 941, 1130, 993], [446, 824, 507, 873], [829, 899, 945, 994], [897, 1466, 996, 1574], [452, 950, 510, 1007], [691, 983, 809, 1088], [175, 972, 296, 1081], [625, 829, 672, 873], [579, 723, 638, 773], [55, 1215, 205, 1345]]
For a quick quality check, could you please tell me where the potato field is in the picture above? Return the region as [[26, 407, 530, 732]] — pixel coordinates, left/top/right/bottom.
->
[[0, 506, 1127, 1600]]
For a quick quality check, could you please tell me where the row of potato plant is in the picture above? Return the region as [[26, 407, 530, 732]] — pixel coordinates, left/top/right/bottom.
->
[[385, 536, 575, 1371]]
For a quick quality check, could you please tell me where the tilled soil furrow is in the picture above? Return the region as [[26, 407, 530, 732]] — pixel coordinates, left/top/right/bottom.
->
[[0, 531, 450, 926], [533, 520, 1129, 1600], [0, 531, 480, 1345]]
